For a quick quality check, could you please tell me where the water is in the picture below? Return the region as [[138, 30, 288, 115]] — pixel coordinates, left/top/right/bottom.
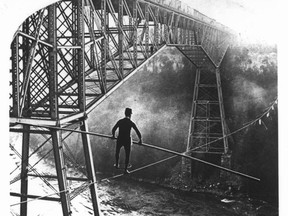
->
[[9, 173, 278, 216], [96, 176, 277, 216], [98, 177, 235, 216]]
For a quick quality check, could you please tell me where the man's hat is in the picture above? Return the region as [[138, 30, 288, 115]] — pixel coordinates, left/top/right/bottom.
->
[[125, 108, 132, 115]]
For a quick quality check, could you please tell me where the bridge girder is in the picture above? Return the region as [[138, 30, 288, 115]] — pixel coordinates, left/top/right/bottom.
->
[[9, 0, 235, 215], [9, 0, 235, 123]]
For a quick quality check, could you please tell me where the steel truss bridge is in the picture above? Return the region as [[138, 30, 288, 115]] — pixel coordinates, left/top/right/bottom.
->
[[9, 0, 236, 215]]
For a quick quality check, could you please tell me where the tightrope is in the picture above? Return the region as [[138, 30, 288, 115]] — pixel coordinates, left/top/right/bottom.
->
[[101, 155, 178, 182], [12, 122, 260, 181], [9, 95, 277, 209]]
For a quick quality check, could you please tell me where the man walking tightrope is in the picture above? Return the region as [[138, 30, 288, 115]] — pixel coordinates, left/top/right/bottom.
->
[[112, 108, 142, 174]]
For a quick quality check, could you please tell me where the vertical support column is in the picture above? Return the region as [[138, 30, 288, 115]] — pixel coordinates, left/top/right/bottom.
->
[[51, 129, 71, 216], [154, 7, 159, 50], [182, 68, 201, 178], [168, 12, 174, 44], [187, 20, 192, 45], [186, 68, 201, 152], [90, 7, 96, 70], [198, 24, 204, 46], [126, 0, 133, 41], [48, 4, 58, 119], [77, 0, 86, 111], [164, 11, 168, 43], [48, 4, 70, 215], [215, 67, 228, 154], [20, 20, 30, 116], [215, 67, 231, 173], [180, 25, 184, 44], [179, 19, 183, 44], [101, 0, 107, 93], [19, 10, 44, 116], [144, 3, 149, 57], [173, 15, 179, 44], [205, 102, 209, 151], [169, 14, 174, 43], [194, 22, 199, 45], [159, 12, 163, 44], [80, 119, 101, 216], [200, 25, 208, 46], [20, 124, 30, 216], [11, 36, 19, 115], [118, 0, 124, 78], [190, 24, 193, 45], [72, 1, 77, 77], [188, 29, 191, 45], [191, 21, 196, 45], [11, 35, 20, 117], [133, 0, 138, 67], [184, 19, 188, 44]]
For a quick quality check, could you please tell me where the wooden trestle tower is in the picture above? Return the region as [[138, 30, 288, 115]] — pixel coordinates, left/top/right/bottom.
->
[[9, 0, 235, 215]]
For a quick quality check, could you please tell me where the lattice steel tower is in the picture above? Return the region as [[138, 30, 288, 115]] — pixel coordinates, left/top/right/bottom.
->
[[9, 0, 235, 215]]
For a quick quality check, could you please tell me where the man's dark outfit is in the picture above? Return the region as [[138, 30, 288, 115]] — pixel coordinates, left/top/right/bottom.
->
[[112, 108, 142, 173]]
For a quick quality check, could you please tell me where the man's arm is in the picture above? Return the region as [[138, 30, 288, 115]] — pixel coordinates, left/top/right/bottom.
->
[[132, 123, 142, 144], [112, 121, 119, 138]]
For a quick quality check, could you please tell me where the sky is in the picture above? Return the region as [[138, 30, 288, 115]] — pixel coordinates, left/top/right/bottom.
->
[[180, 0, 282, 44]]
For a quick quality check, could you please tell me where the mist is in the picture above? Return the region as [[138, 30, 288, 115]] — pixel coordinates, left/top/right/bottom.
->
[[64, 46, 196, 179], [221, 43, 278, 202], [25, 42, 278, 203]]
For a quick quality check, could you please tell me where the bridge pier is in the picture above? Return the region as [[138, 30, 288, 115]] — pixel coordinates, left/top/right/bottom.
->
[[20, 124, 30, 216], [80, 119, 101, 216], [181, 61, 232, 183], [51, 129, 72, 216], [220, 153, 232, 178], [14, 119, 101, 216], [181, 153, 232, 181]]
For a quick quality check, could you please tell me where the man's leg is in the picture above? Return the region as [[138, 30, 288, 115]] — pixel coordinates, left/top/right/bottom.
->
[[123, 144, 131, 173], [115, 140, 121, 168]]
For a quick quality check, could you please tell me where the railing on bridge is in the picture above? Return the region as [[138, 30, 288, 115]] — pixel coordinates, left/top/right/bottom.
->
[[9, 0, 236, 215], [146, 0, 235, 34]]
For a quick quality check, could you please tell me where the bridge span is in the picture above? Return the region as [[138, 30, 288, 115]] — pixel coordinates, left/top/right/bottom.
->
[[9, 0, 237, 215]]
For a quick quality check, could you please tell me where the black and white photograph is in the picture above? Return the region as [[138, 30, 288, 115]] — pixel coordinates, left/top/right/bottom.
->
[[1, 0, 286, 215]]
